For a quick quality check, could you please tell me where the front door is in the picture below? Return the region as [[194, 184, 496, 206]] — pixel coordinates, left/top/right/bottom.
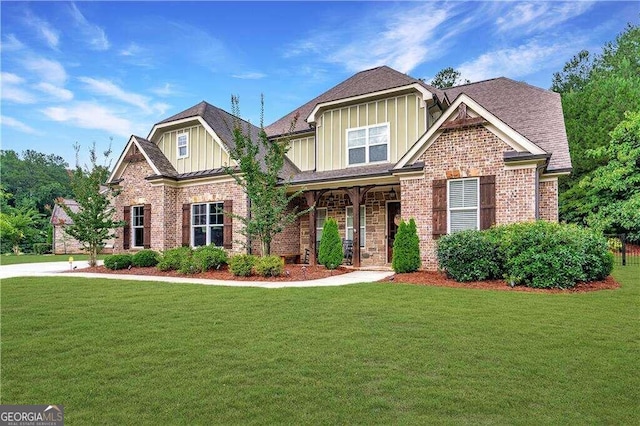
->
[[387, 201, 401, 263]]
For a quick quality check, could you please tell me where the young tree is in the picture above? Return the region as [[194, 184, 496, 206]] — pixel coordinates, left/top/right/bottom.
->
[[224, 96, 310, 256], [318, 218, 343, 269], [430, 67, 470, 89], [0, 207, 39, 255], [58, 143, 124, 266]]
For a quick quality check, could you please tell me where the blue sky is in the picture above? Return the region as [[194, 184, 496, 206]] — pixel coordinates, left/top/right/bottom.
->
[[1, 1, 637, 168]]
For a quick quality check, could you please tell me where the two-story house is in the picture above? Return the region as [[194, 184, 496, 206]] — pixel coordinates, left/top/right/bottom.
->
[[107, 66, 571, 269]]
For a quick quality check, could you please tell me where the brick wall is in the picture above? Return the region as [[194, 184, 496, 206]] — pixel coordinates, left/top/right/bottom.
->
[[539, 179, 559, 222], [402, 124, 538, 270], [52, 225, 85, 254]]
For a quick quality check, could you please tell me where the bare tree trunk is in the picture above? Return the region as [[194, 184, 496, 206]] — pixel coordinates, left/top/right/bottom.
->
[[89, 245, 97, 267]]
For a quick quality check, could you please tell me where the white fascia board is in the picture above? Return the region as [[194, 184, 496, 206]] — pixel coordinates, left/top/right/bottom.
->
[[108, 136, 162, 183], [306, 83, 434, 124], [395, 94, 545, 169]]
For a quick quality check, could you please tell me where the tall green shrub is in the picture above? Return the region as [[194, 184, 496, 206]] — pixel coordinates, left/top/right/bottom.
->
[[392, 218, 421, 273], [436, 229, 500, 281], [318, 218, 343, 269], [157, 246, 193, 271]]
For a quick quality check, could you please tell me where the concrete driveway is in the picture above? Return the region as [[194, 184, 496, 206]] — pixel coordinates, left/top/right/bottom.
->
[[0, 260, 101, 279]]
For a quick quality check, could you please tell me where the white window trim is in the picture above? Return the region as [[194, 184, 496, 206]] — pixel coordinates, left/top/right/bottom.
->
[[191, 202, 224, 247], [346, 205, 366, 247], [131, 205, 144, 248], [177, 132, 189, 159], [345, 122, 390, 166], [447, 178, 480, 234], [315, 207, 327, 242]]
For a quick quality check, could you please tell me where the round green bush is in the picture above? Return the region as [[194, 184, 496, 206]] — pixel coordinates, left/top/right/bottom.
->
[[131, 249, 159, 267], [318, 218, 343, 269], [436, 229, 501, 281], [229, 254, 256, 277], [157, 246, 193, 271], [255, 255, 284, 277], [104, 254, 133, 270], [392, 218, 421, 273], [192, 245, 228, 272]]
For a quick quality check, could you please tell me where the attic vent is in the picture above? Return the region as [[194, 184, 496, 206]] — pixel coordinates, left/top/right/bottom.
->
[[456, 103, 469, 120]]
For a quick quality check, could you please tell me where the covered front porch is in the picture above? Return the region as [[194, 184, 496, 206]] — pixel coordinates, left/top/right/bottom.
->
[[299, 184, 402, 268]]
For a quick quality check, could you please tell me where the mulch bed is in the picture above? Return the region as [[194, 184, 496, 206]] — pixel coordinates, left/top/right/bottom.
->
[[71, 264, 619, 292], [71, 264, 349, 282], [382, 271, 621, 293]]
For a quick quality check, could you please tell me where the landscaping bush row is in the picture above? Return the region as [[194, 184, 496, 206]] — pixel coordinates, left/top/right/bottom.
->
[[436, 221, 614, 289], [104, 247, 284, 277]]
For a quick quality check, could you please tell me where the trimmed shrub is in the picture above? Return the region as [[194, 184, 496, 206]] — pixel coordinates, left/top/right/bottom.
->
[[178, 257, 199, 275], [229, 254, 256, 277], [32, 243, 51, 255], [192, 245, 228, 273], [157, 246, 193, 271], [104, 254, 132, 270], [392, 218, 422, 273], [318, 218, 343, 269], [132, 249, 159, 267], [255, 255, 284, 277], [436, 229, 501, 281], [574, 227, 614, 281]]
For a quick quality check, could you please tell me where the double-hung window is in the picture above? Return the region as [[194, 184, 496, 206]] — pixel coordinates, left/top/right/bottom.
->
[[177, 132, 189, 158], [346, 123, 389, 165], [192, 202, 224, 247], [131, 205, 144, 247], [316, 208, 327, 243], [448, 178, 479, 233], [346, 205, 365, 247]]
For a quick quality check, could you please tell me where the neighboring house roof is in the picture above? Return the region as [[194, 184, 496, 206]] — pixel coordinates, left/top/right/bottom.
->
[[265, 66, 444, 137], [443, 78, 571, 171], [154, 101, 299, 178], [50, 199, 79, 225]]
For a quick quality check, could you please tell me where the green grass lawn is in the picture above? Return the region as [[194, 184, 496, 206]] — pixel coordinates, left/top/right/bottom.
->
[[1, 266, 638, 424], [0, 253, 106, 266]]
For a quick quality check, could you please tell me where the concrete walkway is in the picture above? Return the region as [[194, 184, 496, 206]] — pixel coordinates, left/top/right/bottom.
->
[[0, 261, 394, 288]]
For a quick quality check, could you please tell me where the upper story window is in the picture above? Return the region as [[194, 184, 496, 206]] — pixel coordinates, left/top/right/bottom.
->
[[448, 178, 479, 233], [346, 123, 389, 166], [131, 205, 145, 248], [192, 202, 224, 247], [177, 133, 189, 158]]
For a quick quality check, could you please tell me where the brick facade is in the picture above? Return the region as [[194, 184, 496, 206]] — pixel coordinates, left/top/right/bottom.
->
[[538, 179, 559, 222], [401, 125, 538, 270]]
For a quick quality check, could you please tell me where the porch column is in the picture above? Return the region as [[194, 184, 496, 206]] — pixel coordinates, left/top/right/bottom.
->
[[304, 191, 317, 266], [345, 186, 374, 268]]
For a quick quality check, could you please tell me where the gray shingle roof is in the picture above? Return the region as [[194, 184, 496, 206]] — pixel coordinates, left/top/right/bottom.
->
[[133, 136, 178, 177], [265, 66, 444, 137], [50, 199, 79, 225], [443, 78, 571, 171]]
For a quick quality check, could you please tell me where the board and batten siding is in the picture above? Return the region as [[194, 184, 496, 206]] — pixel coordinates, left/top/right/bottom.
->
[[316, 93, 427, 172], [286, 134, 315, 171], [155, 124, 231, 174]]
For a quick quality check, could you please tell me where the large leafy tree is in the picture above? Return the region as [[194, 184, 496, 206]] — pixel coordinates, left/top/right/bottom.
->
[[578, 112, 640, 242], [430, 67, 470, 89], [556, 23, 640, 222], [59, 143, 123, 266], [224, 96, 310, 256]]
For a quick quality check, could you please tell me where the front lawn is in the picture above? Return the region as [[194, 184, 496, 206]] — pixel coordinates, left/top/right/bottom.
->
[[1, 266, 638, 424], [0, 253, 106, 266]]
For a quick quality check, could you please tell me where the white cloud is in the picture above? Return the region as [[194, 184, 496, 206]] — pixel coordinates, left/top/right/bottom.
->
[[285, 3, 461, 73], [24, 10, 60, 49], [119, 42, 142, 57], [1, 72, 36, 104], [0, 115, 40, 135], [42, 102, 133, 137], [22, 57, 67, 85], [35, 82, 74, 102], [457, 39, 579, 82], [79, 77, 166, 115], [150, 83, 176, 97], [232, 72, 267, 80], [0, 34, 25, 52], [69, 3, 110, 50], [495, 1, 595, 34]]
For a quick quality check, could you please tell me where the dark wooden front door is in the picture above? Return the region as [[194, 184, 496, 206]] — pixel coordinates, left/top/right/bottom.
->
[[387, 201, 401, 263]]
